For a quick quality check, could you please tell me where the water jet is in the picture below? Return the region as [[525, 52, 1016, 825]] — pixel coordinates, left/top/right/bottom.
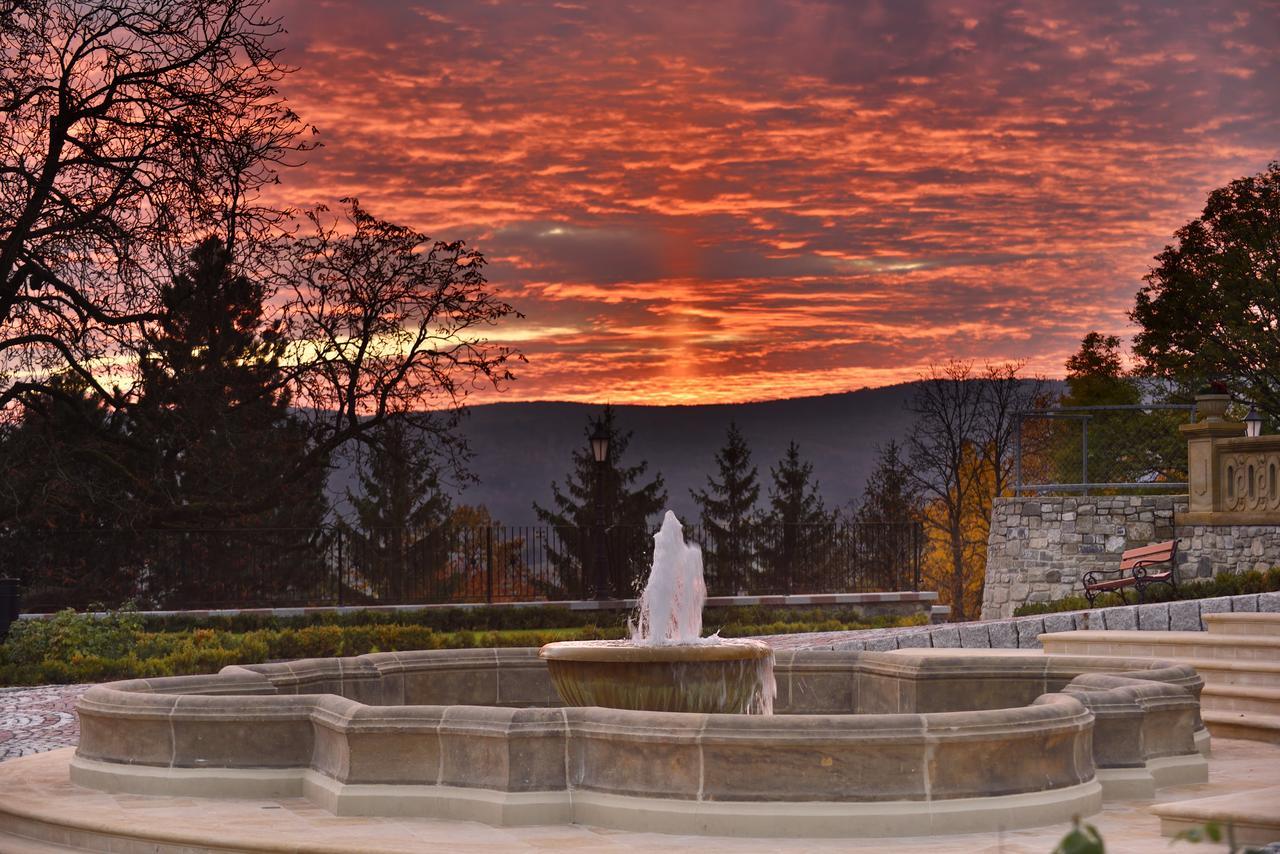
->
[[540, 511, 776, 714]]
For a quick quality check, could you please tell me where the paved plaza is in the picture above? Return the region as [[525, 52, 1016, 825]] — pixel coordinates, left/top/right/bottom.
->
[[0, 685, 86, 762]]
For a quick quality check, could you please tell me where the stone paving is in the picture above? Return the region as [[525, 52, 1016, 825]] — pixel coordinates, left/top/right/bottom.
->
[[0, 685, 87, 761]]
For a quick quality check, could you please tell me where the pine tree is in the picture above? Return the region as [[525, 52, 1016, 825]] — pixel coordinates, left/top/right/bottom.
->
[[131, 237, 329, 604], [0, 374, 133, 529], [533, 406, 667, 597], [340, 417, 452, 602], [762, 441, 832, 593], [690, 422, 761, 594], [0, 375, 146, 608], [854, 440, 922, 589], [855, 440, 920, 525]]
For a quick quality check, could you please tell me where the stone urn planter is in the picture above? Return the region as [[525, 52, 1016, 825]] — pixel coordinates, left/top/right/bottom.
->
[[1195, 393, 1231, 422]]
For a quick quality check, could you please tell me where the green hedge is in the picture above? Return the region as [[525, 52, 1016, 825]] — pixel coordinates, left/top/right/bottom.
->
[[0, 608, 927, 686], [1012, 567, 1280, 617]]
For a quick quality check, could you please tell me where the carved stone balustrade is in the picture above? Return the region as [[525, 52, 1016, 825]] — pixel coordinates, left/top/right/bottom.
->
[[1181, 406, 1280, 525]]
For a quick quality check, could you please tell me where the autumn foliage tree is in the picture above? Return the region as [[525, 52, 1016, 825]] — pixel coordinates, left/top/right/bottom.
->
[[908, 361, 1044, 620]]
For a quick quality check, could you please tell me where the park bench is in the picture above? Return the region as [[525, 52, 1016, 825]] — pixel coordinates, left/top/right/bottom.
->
[[1082, 540, 1179, 607]]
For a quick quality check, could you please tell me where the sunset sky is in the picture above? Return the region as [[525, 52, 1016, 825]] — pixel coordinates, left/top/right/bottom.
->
[[267, 0, 1279, 405]]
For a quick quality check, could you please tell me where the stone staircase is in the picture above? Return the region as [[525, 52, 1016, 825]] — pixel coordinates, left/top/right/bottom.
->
[[1041, 613, 1280, 744]]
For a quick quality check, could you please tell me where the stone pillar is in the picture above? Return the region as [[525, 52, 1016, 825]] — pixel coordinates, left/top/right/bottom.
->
[[1180, 419, 1245, 514]]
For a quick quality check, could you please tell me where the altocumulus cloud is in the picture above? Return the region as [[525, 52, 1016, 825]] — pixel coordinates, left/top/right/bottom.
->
[[265, 0, 1280, 404]]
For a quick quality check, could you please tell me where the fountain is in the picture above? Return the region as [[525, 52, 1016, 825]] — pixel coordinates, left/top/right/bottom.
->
[[540, 511, 775, 714], [5, 511, 1210, 846]]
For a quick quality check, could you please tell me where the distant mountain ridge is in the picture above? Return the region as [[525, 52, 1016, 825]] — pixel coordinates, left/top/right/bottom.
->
[[328, 380, 1057, 527]]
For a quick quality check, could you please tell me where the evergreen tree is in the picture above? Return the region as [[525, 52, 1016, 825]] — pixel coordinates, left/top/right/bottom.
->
[[0, 375, 146, 608], [854, 440, 922, 590], [690, 422, 761, 594], [1062, 333, 1140, 407], [533, 406, 667, 597], [340, 417, 453, 602], [762, 441, 832, 593], [0, 374, 133, 530], [130, 237, 329, 604]]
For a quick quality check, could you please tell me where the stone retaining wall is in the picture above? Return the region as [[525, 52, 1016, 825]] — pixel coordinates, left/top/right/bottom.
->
[[981, 494, 1280, 619]]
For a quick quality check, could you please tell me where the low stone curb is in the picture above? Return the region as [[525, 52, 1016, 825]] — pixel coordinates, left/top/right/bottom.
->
[[763, 591, 1280, 652]]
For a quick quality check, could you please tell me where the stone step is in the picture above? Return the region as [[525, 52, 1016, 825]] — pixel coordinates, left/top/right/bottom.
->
[[1153, 784, 1280, 846], [1203, 612, 1280, 637], [1039, 629, 1280, 662], [1202, 684, 1280, 716], [1201, 710, 1280, 744], [1186, 659, 1280, 690]]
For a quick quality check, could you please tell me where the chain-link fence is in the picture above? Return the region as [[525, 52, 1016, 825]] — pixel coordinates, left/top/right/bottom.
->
[[1013, 404, 1195, 495]]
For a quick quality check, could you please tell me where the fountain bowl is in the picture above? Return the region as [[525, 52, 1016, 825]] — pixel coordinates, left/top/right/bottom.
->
[[539, 638, 774, 714]]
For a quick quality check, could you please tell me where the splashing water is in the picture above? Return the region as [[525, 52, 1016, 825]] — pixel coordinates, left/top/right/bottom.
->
[[622, 511, 776, 713], [630, 511, 708, 645]]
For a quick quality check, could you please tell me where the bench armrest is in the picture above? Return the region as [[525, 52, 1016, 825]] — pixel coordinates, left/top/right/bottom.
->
[[1083, 566, 1131, 584]]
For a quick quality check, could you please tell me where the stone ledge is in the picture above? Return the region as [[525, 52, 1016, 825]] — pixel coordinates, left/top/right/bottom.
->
[[1177, 511, 1280, 526]]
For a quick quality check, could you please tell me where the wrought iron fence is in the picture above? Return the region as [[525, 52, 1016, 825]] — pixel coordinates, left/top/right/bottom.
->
[[0, 520, 922, 612], [1013, 404, 1195, 495]]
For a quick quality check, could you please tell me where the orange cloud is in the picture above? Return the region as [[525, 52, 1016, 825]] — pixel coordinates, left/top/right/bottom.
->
[[263, 0, 1280, 404]]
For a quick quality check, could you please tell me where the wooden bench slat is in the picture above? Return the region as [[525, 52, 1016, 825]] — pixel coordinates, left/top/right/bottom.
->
[[1119, 540, 1176, 569], [1121, 540, 1176, 557]]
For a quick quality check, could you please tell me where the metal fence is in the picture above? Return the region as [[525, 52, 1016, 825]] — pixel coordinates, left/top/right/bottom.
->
[[1013, 404, 1195, 495], [0, 520, 923, 612]]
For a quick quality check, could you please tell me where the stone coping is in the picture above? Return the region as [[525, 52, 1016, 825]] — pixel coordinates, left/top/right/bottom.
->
[[71, 647, 1208, 834]]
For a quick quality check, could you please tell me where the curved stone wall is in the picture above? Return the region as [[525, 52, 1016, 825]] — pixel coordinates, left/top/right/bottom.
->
[[70, 648, 1207, 837]]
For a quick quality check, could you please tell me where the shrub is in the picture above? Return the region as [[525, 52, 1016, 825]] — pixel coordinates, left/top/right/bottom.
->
[[0, 605, 927, 686], [2, 605, 142, 666]]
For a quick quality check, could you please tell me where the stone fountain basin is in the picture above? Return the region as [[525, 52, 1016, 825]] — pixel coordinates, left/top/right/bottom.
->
[[539, 638, 773, 713], [69, 648, 1209, 837]]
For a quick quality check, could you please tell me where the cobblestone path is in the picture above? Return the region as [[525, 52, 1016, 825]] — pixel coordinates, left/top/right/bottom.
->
[[0, 685, 88, 761]]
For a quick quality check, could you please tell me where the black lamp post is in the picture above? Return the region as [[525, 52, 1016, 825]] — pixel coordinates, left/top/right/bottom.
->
[[589, 418, 611, 600], [1245, 405, 1263, 438]]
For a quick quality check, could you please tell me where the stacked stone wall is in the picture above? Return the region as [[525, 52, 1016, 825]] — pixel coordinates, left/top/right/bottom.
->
[[982, 494, 1280, 619]]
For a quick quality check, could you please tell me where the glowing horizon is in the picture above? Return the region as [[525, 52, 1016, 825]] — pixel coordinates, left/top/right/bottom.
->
[[263, 0, 1279, 406]]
